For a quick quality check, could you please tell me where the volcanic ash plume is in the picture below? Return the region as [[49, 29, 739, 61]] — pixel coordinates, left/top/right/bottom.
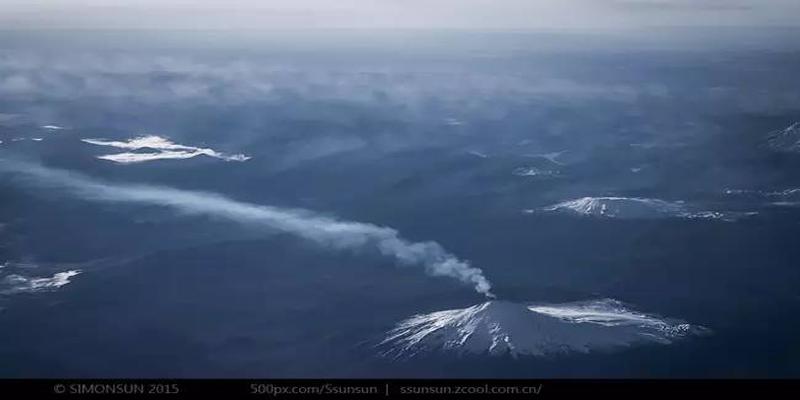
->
[[0, 160, 494, 297]]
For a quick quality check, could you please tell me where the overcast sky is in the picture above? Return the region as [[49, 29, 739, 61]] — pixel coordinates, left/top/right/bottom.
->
[[1, 0, 799, 31]]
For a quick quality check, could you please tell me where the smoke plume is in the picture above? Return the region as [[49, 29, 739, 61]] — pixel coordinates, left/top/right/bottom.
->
[[0, 160, 494, 297]]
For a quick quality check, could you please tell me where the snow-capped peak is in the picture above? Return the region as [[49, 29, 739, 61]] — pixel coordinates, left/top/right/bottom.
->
[[541, 197, 686, 218], [534, 196, 754, 221]]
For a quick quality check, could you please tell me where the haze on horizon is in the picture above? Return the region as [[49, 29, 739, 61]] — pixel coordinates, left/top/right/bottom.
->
[[2, 0, 799, 31]]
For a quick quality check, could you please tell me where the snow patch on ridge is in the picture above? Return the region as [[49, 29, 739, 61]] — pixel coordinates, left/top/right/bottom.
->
[[1, 270, 81, 295], [724, 187, 800, 207], [82, 135, 250, 164], [766, 122, 800, 153], [512, 166, 560, 178]]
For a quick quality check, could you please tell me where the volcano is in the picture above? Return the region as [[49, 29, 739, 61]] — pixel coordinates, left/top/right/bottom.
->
[[380, 299, 708, 359], [541, 197, 688, 219]]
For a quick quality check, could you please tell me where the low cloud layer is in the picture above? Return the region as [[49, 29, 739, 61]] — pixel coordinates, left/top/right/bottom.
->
[[2, 49, 797, 127], [0, 160, 494, 297]]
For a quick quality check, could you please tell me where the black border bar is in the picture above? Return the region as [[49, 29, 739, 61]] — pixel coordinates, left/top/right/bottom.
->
[[1, 379, 798, 398]]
